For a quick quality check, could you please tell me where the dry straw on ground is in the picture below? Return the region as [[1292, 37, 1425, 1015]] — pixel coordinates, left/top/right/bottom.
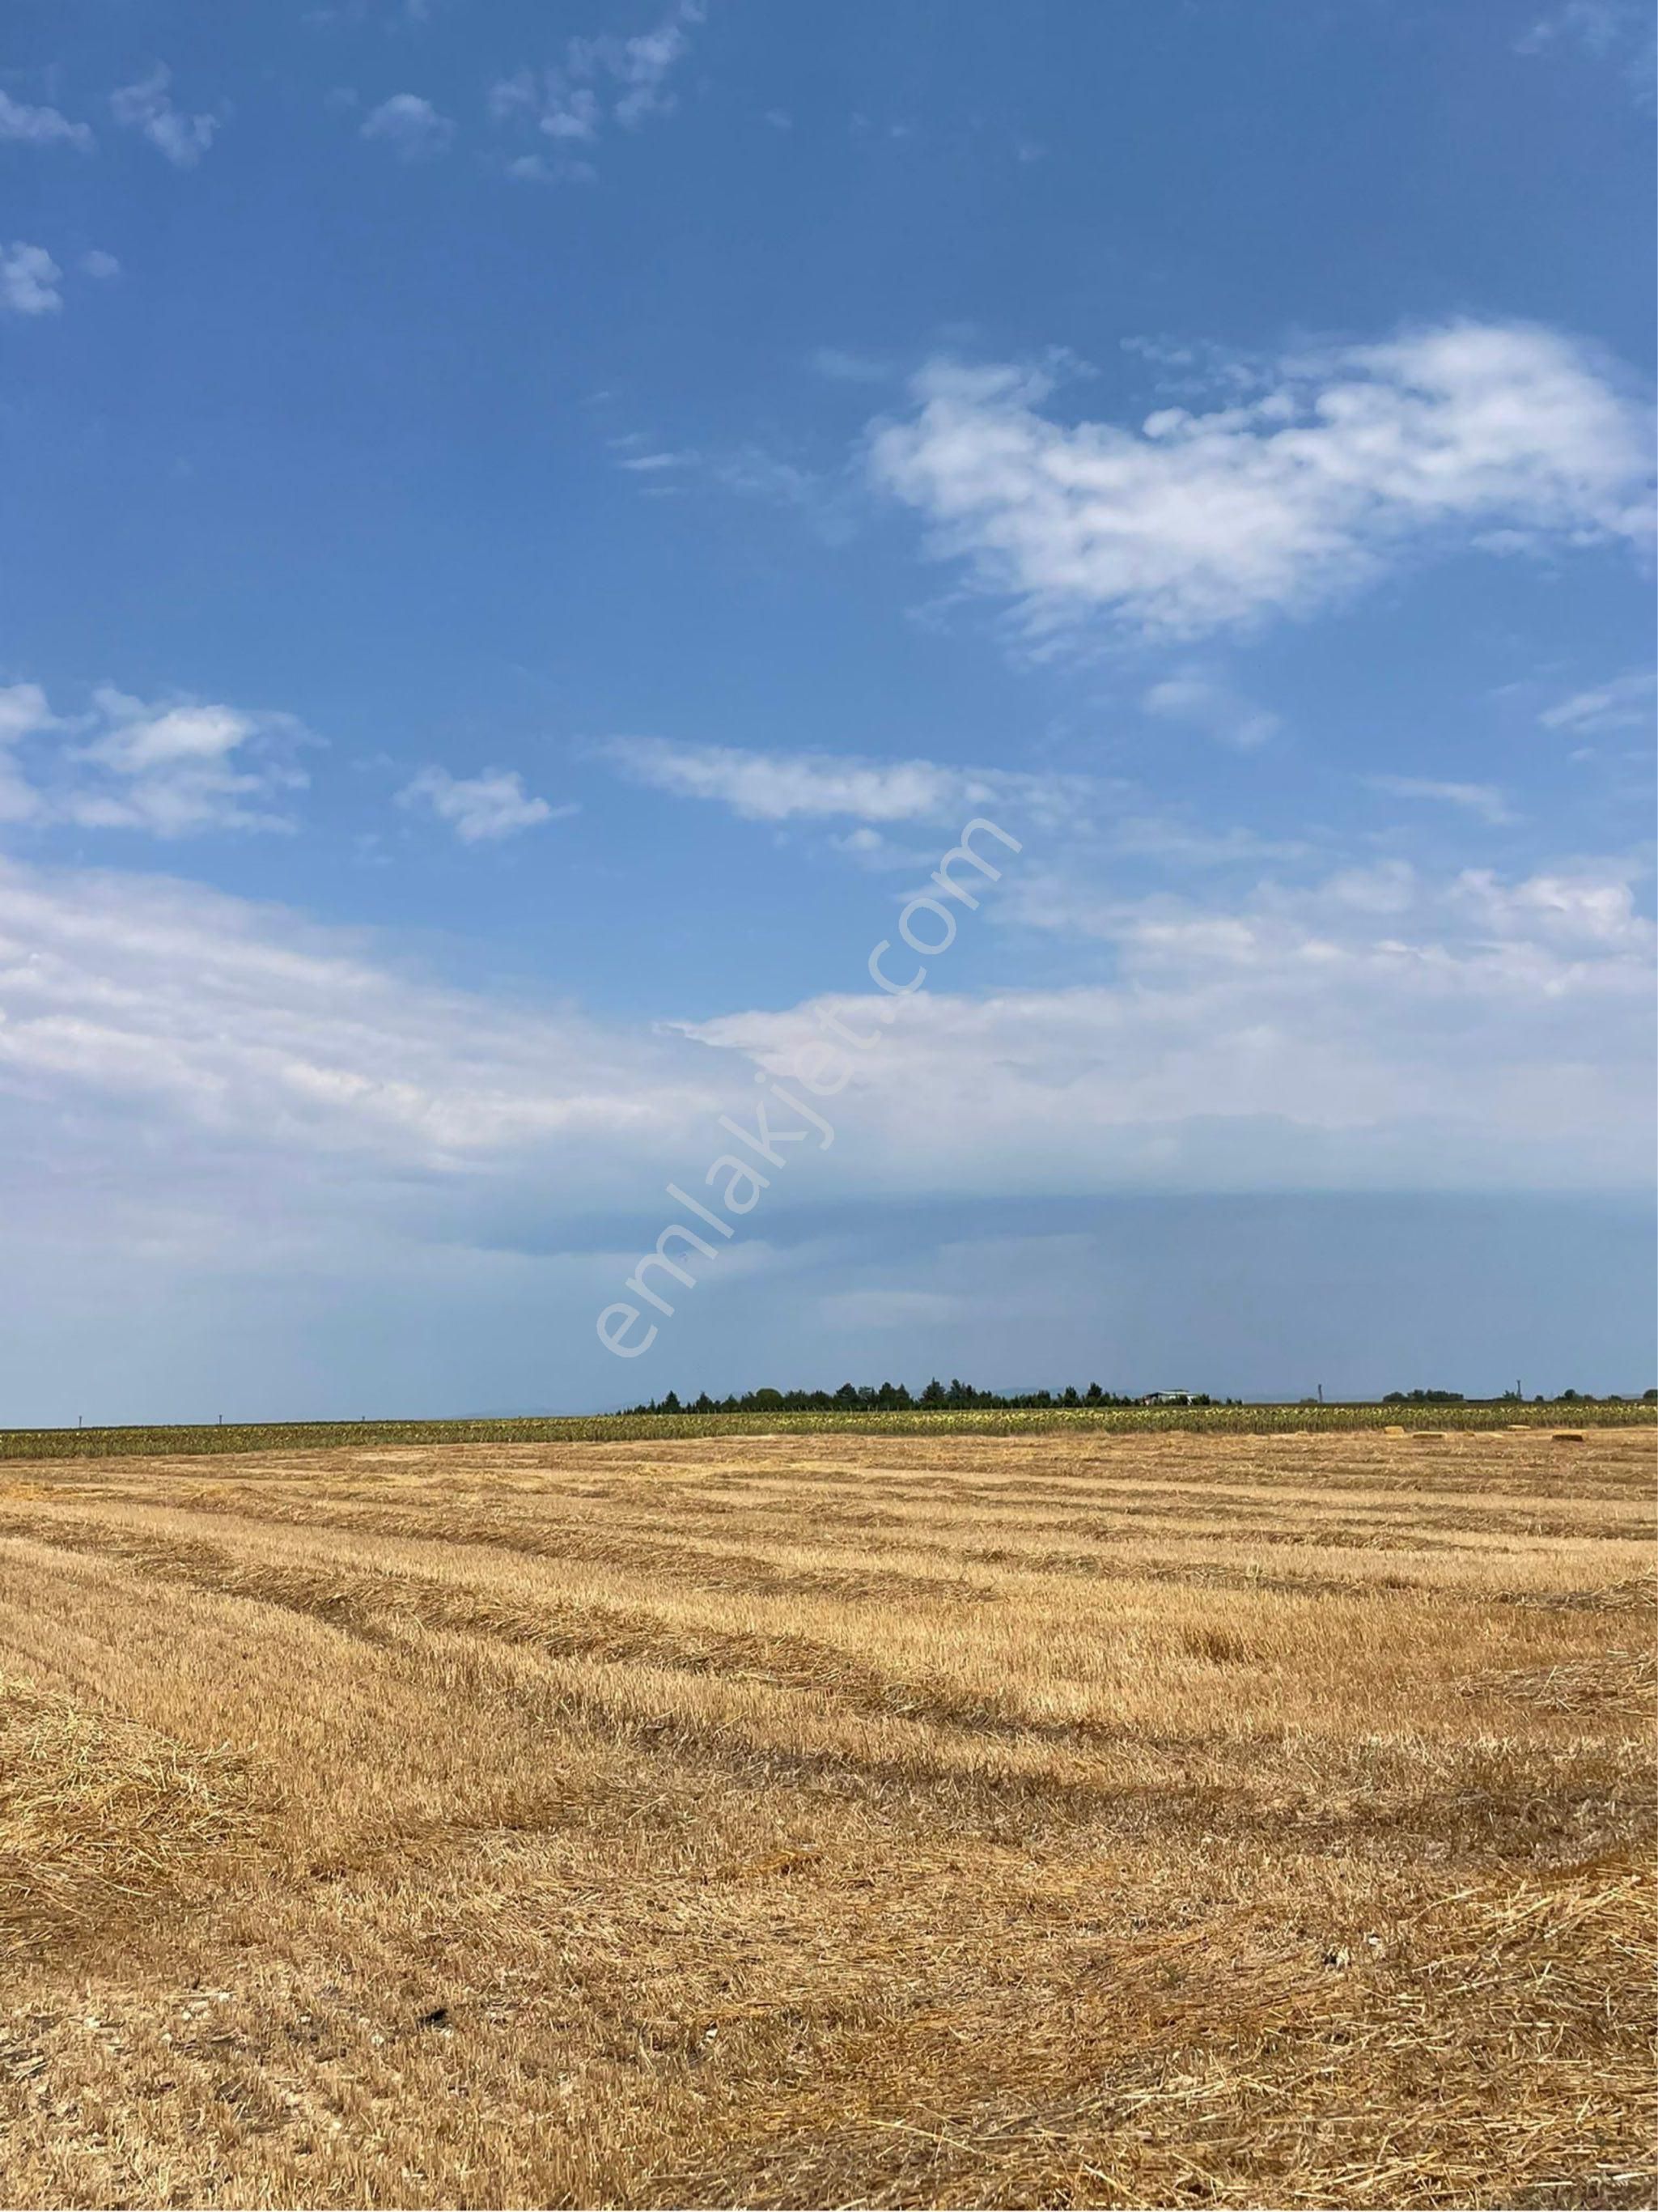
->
[[0, 1424, 1652, 2206]]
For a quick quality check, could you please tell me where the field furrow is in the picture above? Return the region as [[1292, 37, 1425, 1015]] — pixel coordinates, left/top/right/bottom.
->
[[0, 1425, 1652, 2207]]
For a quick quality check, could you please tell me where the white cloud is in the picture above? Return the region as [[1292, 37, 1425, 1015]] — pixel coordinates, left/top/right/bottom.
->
[[0, 685, 54, 822], [397, 766, 569, 843], [0, 684, 56, 745], [1142, 672, 1281, 749], [611, 436, 688, 473], [1007, 853, 1654, 957], [601, 737, 1087, 830], [0, 89, 94, 151], [0, 680, 308, 835], [0, 242, 63, 316], [867, 321, 1653, 643], [360, 91, 454, 158], [490, 1, 702, 175], [827, 826, 939, 872], [68, 690, 308, 835], [80, 248, 121, 280], [1364, 775, 1517, 826], [110, 66, 222, 168], [1448, 864, 1650, 949], [685, 858, 1655, 1191], [608, 5, 702, 127], [1538, 669, 1656, 737], [0, 857, 718, 1178], [0, 834, 1647, 1351]]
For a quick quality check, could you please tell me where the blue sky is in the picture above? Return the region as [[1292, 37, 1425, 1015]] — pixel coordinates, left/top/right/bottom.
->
[[1, 0, 1652, 1419]]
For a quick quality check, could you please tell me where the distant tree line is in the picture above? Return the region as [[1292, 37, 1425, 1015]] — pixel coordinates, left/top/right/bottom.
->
[[1383, 1387, 1656, 1405], [624, 1379, 1658, 1414], [624, 1379, 1226, 1415]]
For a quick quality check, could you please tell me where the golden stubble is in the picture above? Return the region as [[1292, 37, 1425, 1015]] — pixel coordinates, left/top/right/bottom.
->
[[0, 1425, 1652, 2207]]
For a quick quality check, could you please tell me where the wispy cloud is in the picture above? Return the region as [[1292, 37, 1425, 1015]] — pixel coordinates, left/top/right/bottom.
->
[[397, 766, 571, 843], [0, 836, 1647, 1318], [867, 321, 1653, 645], [0, 89, 94, 151], [491, 1, 702, 179], [1516, 0, 1655, 96], [0, 856, 718, 1177], [601, 737, 1089, 830], [1365, 775, 1517, 826], [1538, 669, 1656, 737], [1518, 0, 1630, 53], [110, 65, 223, 168], [608, 2, 703, 127], [608, 431, 860, 541], [360, 91, 454, 158]]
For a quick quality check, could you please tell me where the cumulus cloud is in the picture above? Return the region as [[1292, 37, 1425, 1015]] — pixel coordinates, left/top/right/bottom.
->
[[490, 1, 702, 176], [110, 66, 222, 167], [0, 89, 94, 151], [80, 248, 121, 280], [0, 243, 63, 316], [397, 766, 569, 843], [601, 737, 1088, 830], [360, 91, 454, 158], [867, 321, 1654, 643], [0, 679, 308, 834]]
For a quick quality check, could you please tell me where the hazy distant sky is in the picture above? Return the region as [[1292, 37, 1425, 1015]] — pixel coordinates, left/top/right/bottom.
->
[[1, 0, 1653, 1419]]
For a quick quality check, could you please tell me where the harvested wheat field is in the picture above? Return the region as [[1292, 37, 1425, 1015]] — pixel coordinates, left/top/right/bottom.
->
[[0, 1424, 1653, 2210]]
